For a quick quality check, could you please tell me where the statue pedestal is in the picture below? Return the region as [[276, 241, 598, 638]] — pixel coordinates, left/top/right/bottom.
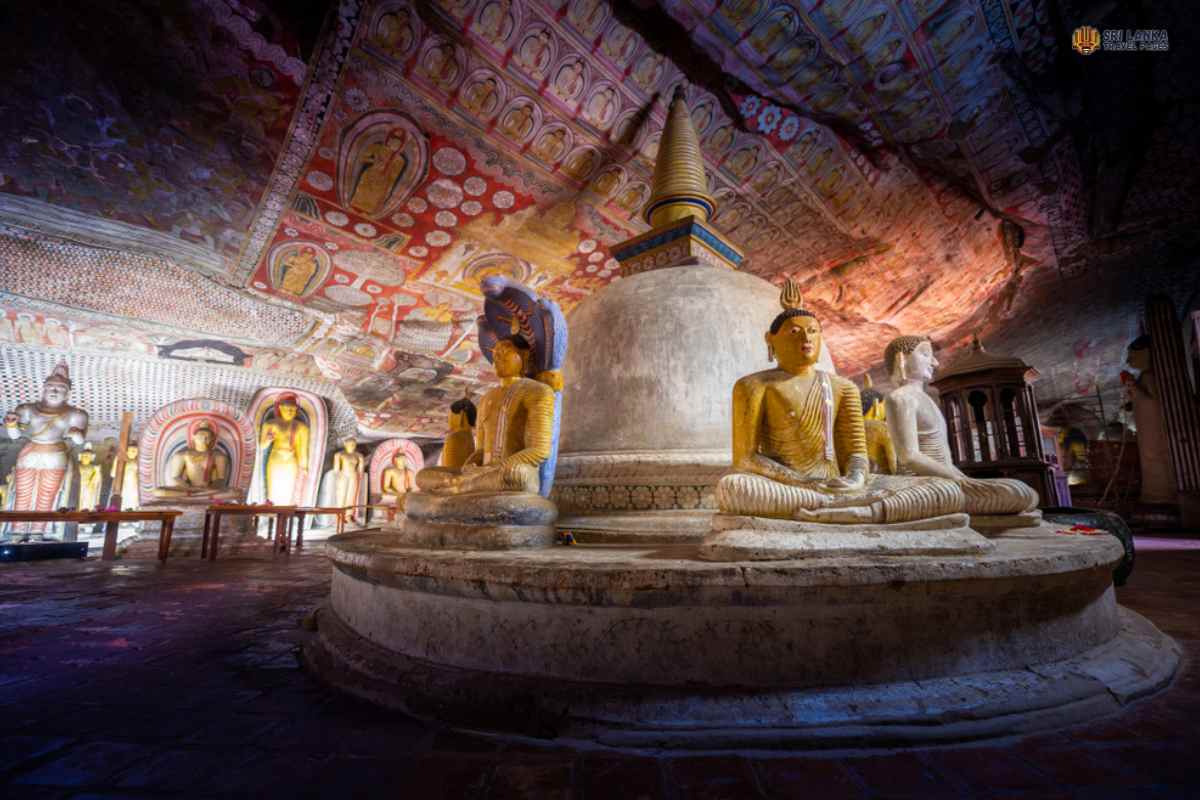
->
[[307, 523, 1177, 749], [699, 513, 991, 561], [396, 491, 557, 549]]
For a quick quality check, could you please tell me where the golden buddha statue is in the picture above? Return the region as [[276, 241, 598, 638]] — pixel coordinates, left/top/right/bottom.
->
[[860, 374, 896, 475], [440, 395, 477, 470], [884, 336, 1038, 516], [111, 444, 140, 510], [417, 336, 554, 496], [380, 452, 416, 507], [152, 420, 241, 499], [715, 280, 965, 525], [259, 393, 309, 505], [77, 443, 103, 511]]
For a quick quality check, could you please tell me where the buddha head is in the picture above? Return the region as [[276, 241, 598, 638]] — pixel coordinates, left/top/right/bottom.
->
[[765, 279, 821, 373], [126, 443, 139, 461], [392, 452, 410, 470], [885, 335, 936, 384], [42, 362, 71, 407], [492, 335, 533, 379], [343, 438, 358, 454], [860, 375, 886, 421], [276, 393, 300, 423], [449, 396, 477, 431], [79, 443, 95, 467], [190, 420, 216, 453]]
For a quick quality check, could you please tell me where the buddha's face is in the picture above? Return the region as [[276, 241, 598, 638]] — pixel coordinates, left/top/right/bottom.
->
[[1127, 346, 1150, 372], [41, 380, 69, 407], [344, 439, 358, 453], [193, 429, 214, 452], [80, 451, 95, 466], [767, 314, 822, 372], [492, 339, 527, 379], [393, 454, 408, 469], [126, 446, 139, 460], [908, 341, 938, 382], [279, 402, 298, 422]]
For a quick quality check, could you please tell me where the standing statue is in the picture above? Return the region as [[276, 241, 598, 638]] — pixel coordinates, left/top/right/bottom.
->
[[406, 276, 567, 547], [77, 443, 103, 511], [110, 443, 141, 510], [712, 281, 967, 525], [884, 335, 1038, 515], [255, 393, 310, 506], [440, 395, 477, 470], [151, 419, 241, 499], [3, 362, 88, 537], [320, 438, 367, 523]]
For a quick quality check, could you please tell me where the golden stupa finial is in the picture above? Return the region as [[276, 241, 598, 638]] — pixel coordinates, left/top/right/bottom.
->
[[643, 83, 717, 227], [780, 277, 804, 311]]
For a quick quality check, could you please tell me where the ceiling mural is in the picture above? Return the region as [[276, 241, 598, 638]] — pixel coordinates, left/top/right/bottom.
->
[[0, 0, 1196, 437]]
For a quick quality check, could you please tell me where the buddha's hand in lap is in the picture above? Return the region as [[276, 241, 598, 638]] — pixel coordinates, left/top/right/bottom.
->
[[820, 471, 865, 494]]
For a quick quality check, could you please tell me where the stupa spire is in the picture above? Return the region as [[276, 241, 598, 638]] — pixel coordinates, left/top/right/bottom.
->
[[643, 84, 717, 227]]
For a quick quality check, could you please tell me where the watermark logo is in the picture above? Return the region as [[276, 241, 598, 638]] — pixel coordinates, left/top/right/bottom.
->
[[1072, 25, 1101, 55]]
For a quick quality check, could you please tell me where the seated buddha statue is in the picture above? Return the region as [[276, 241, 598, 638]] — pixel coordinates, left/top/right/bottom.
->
[[152, 420, 242, 500], [883, 336, 1038, 516], [380, 451, 416, 507], [715, 280, 965, 526], [417, 336, 554, 496], [440, 395, 477, 470], [860, 374, 896, 475]]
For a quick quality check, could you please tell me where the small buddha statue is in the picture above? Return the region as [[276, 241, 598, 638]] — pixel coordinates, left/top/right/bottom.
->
[[380, 452, 416, 507], [258, 393, 309, 505], [152, 420, 241, 500], [111, 444, 141, 510], [77, 443, 103, 511], [714, 280, 965, 525], [883, 335, 1038, 515], [860, 374, 896, 475], [440, 395, 477, 470], [323, 438, 366, 523], [417, 336, 555, 496]]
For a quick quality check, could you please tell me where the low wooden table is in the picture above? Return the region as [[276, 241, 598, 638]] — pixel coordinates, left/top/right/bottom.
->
[[0, 510, 182, 562], [201, 504, 297, 561], [292, 507, 348, 550]]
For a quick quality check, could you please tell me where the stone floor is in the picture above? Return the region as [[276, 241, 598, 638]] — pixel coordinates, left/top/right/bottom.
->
[[0, 534, 1198, 799]]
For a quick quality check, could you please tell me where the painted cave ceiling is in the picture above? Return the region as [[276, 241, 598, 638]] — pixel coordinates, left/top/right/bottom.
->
[[0, 0, 1197, 437]]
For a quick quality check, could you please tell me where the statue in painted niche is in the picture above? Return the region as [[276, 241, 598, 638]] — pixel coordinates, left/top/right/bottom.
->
[[3, 363, 88, 530], [715, 281, 965, 524], [416, 276, 566, 499], [152, 419, 240, 499], [258, 393, 310, 506], [859, 375, 895, 475], [381, 452, 416, 506], [440, 396, 477, 470], [76, 443, 103, 511], [883, 336, 1038, 515], [322, 438, 366, 523]]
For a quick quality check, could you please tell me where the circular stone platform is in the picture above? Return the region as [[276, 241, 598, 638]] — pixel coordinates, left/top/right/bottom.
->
[[305, 525, 1178, 750]]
